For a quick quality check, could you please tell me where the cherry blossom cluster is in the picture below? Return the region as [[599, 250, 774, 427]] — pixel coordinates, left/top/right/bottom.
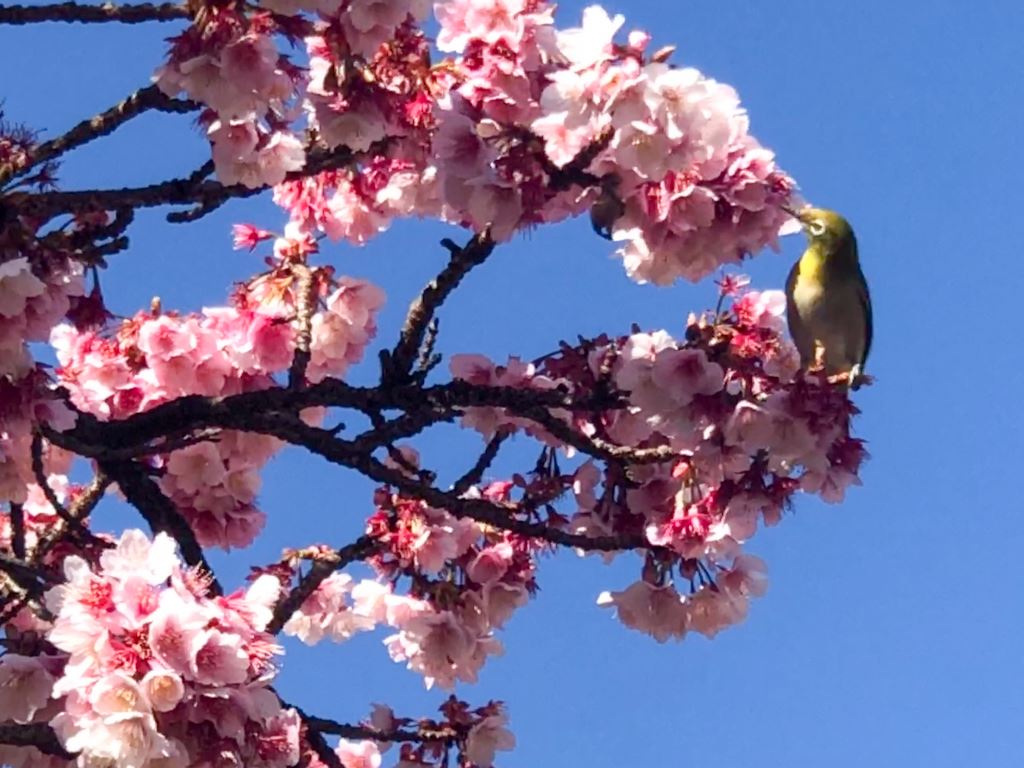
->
[[154, 5, 307, 187], [155, 0, 436, 189], [0, 652, 67, 768], [0, 242, 84, 380], [152, 1, 798, 283], [277, 481, 538, 690], [0, 368, 78, 506], [37, 529, 298, 768], [430, 2, 800, 281], [51, 235, 385, 547], [0, 469, 96, 583], [273, 22, 441, 244], [452, 282, 865, 642], [0, 205, 97, 506], [328, 698, 513, 768]]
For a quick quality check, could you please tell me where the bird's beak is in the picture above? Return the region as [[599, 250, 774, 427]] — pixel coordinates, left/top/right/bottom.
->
[[781, 204, 807, 226]]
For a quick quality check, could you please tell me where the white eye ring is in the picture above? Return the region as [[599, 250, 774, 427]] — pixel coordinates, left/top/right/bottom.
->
[[808, 220, 826, 236]]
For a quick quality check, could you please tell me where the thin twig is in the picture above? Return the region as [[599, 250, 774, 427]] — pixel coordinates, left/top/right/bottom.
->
[[226, 414, 653, 554], [352, 409, 451, 458], [382, 228, 495, 385], [30, 431, 92, 535], [31, 472, 110, 564], [0, 559, 54, 622], [303, 714, 460, 744], [3, 84, 198, 186], [452, 432, 509, 495], [415, 318, 441, 376], [279, 701, 345, 768], [266, 535, 379, 635]]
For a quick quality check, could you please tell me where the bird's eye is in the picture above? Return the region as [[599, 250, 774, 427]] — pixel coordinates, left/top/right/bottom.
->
[[808, 219, 827, 236]]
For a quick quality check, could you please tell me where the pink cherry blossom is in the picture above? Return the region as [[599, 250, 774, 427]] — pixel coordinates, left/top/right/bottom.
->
[[283, 573, 378, 645], [464, 706, 516, 767], [336, 740, 382, 768], [0, 257, 45, 318], [0, 655, 56, 724], [597, 581, 689, 643]]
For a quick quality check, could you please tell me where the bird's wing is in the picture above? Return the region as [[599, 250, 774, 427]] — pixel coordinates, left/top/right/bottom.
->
[[857, 265, 873, 366], [785, 259, 814, 365]]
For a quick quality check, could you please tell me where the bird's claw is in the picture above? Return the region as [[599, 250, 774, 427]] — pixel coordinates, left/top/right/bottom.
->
[[826, 372, 850, 386]]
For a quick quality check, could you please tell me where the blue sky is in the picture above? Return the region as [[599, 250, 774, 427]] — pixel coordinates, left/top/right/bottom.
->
[[3, 0, 1023, 765]]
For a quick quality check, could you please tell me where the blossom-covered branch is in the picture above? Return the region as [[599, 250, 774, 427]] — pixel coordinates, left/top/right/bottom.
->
[[1, 85, 197, 186], [0, 2, 189, 25], [266, 535, 380, 635], [17, 142, 363, 222], [0, 2, 867, 766]]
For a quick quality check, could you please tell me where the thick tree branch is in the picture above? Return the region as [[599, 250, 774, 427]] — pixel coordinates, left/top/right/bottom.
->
[[9, 503, 26, 560], [46, 380, 617, 453], [49, 376, 673, 469], [20, 144, 361, 222], [101, 460, 222, 595], [0, 553, 51, 596], [0, 2, 188, 24], [0, 723, 74, 759]]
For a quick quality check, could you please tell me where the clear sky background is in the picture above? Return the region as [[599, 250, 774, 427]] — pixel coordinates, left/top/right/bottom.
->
[[3, 1, 1023, 765]]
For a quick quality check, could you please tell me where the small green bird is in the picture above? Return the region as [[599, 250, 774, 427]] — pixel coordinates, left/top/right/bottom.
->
[[784, 207, 872, 389]]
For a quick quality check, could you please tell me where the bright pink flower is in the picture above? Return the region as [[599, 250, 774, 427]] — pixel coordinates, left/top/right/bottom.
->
[[232, 223, 275, 251]]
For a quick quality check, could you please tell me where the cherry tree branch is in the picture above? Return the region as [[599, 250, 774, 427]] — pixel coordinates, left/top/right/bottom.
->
[[451, 431, 508, 495], [220, 414, 652, 553], [381, 229, 495, 386], [49, 379, 621, 454], [0, 723, 74, 759], [100, 459, 222, 595], [19, 143, 362, 222], [31, 431, 95, 537], [302, 714, 461, 744], [2, 85, 198, 186], [265, 535, 380, 635], [9, 503, 26, 560], [31, 472, 110, 564], [0, 2, 189, 25]]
